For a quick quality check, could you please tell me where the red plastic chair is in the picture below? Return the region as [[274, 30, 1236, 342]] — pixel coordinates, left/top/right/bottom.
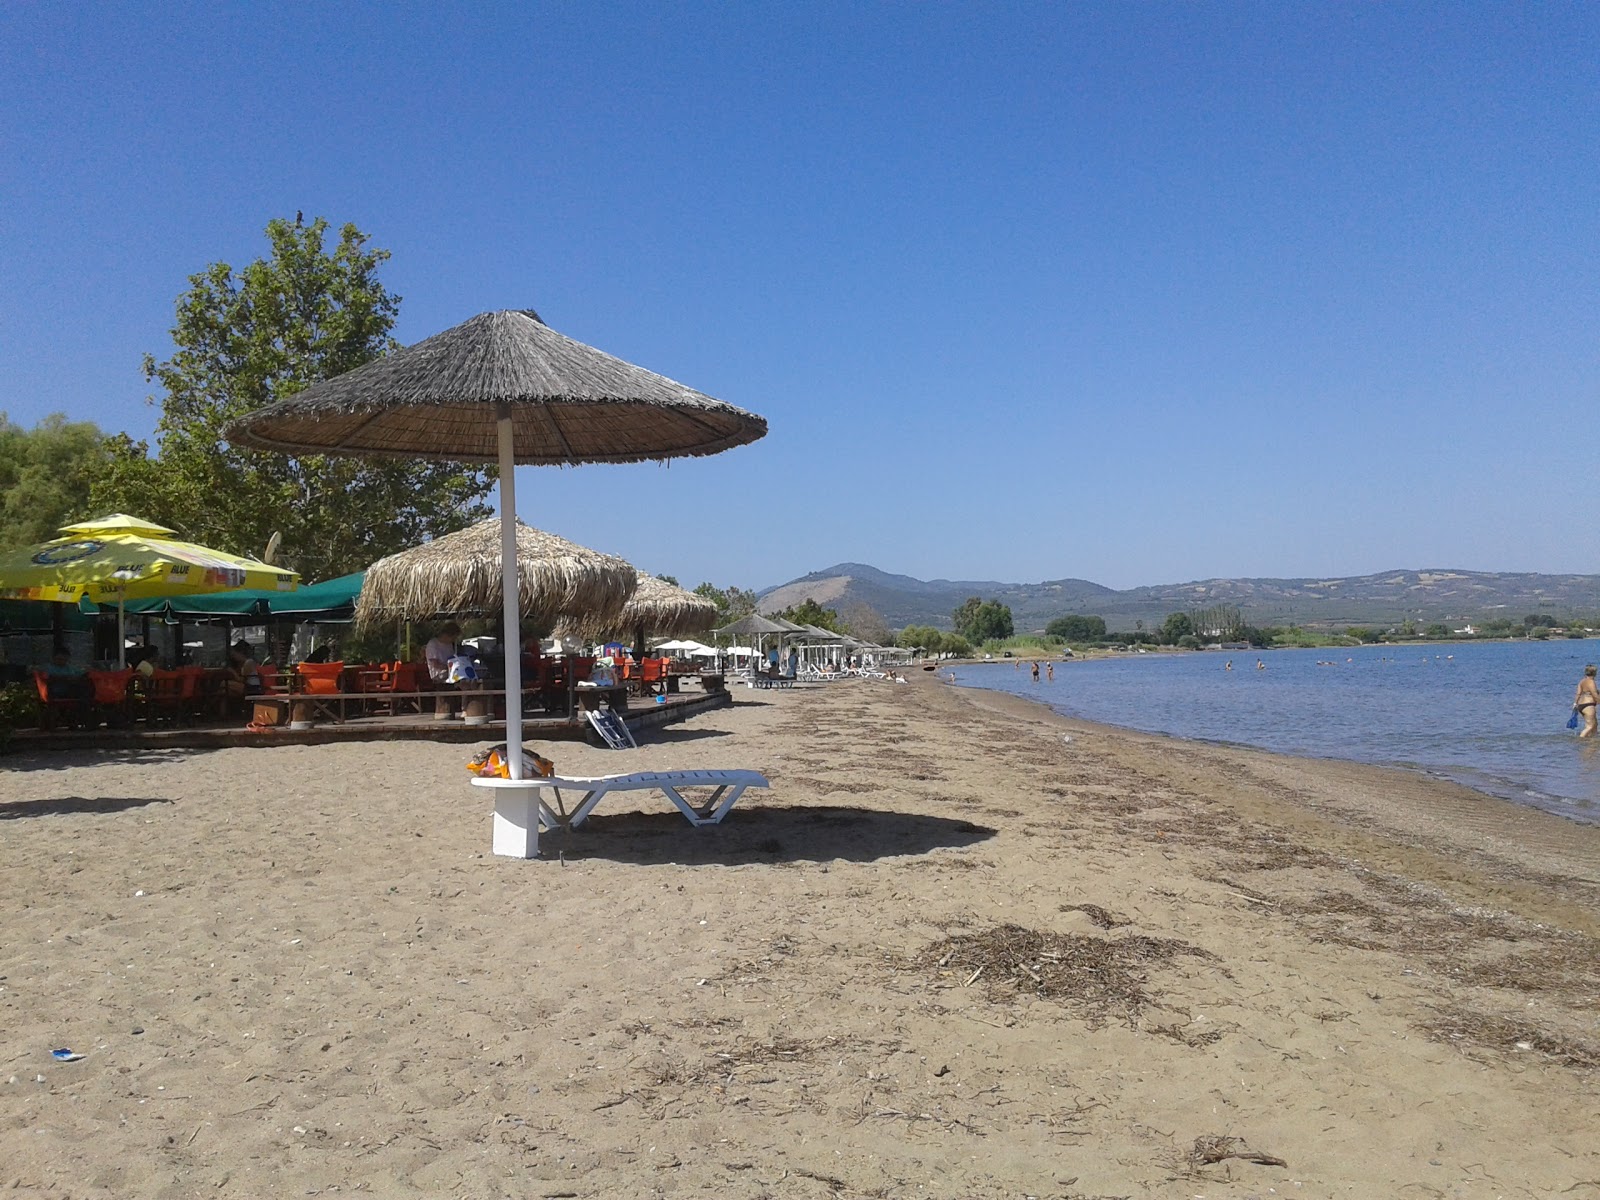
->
[[142, 669, 191, 726], [33, 670, 88, 730], [87, 668, 135, 725]]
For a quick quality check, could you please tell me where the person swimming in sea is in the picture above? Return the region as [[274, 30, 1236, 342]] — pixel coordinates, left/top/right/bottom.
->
[[1225, 660, 1232, 671], [1574, 664, 1600, 738], [1031, 661, 1040, 681], [1046, 663, 1054, 681]]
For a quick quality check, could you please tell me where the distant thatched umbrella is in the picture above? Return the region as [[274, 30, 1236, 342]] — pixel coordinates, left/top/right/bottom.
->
[[713, 612, 794, 638], [561, 570, 718, 649], [227, 309, 764, 847], [354, 519, 637, 631], [623, 573, 718, 638]]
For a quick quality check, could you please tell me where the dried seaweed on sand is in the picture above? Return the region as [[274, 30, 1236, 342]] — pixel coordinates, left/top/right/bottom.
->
[[918, 923, 1215, 1026], [1188, 1134, 1288, 1168]]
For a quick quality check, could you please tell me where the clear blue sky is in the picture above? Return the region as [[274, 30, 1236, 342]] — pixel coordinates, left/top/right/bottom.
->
[[3, 3, 1596, 592]]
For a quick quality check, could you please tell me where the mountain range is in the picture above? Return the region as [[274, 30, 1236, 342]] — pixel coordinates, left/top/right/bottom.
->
[[757, 563, 1600, 632]]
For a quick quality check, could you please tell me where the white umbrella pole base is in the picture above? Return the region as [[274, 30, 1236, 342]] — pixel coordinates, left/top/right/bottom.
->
[[471, 776, 544, 858]]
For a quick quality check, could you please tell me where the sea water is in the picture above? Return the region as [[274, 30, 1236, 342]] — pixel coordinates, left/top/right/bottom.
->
[[950, 639, 1600, 825]]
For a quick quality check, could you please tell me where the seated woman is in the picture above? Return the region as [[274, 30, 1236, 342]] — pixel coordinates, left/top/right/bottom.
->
[[224, 639, 264, 709]]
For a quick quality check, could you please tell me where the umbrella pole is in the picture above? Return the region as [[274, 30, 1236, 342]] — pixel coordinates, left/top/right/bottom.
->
[[497, 414, 525, 781], [118, 596, 126, 668]]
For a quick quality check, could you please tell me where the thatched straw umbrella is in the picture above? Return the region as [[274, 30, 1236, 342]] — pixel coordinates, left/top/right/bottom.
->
[[562, 570, 718, 653], [226, 308, 764, 858], [354, 519, 637, 633]]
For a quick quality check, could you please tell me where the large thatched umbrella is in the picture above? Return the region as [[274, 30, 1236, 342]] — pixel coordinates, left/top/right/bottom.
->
[[354, 519, 637, 632], [226, 308, 765, 856]]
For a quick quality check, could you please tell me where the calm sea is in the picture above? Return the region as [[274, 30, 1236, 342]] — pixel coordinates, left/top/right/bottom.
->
[[950, 639, 1600, 825]]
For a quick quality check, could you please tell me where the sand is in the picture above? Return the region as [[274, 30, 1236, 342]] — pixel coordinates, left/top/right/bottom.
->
[[2, 674, 1597, 1198]]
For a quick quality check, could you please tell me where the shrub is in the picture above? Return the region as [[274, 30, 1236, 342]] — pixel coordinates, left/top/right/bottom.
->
[[0, 680, 43, 746]]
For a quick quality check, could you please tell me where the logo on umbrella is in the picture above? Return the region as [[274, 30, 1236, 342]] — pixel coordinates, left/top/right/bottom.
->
[[31, 540, 103, 566]]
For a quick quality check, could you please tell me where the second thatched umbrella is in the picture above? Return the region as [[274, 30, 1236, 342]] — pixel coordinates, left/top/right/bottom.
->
[[556, 569, 720, 668], [355, 519, 637, 633], [562, 570, 718, 646]]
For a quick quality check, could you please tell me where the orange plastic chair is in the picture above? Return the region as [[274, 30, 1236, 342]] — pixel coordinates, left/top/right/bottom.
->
[[86, 668, 135, 724], [297, 661, 346, 693], [296, 661, 347, 723]]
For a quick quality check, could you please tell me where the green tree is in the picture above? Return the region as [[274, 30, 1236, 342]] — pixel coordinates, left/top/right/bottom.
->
[[1191, 604, 1244, 641], [952, 596, 1014, 643], [896, 625, 942, 653], [88, 217, 493, 580], [778, 597, 844, 632], [0, 413, 116, 548], [1160, 612, 1194, 644], [942, 633, 972, 658], [1044, 614, 1106, 642], [693, 582, 757, 625]]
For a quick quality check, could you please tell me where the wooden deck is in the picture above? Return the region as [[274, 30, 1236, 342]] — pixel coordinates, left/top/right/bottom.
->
[[8, 689, 734, 752]]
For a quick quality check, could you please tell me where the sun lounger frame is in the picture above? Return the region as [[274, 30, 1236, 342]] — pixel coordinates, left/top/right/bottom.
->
[[476, 769, 770, 844]]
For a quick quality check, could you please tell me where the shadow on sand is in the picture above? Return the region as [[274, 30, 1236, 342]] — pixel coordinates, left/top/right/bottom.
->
[[542, 803, 995, 866], [0, 795, 175, 821], [0, 746, 219, 772], [637, 727, 732, 745]]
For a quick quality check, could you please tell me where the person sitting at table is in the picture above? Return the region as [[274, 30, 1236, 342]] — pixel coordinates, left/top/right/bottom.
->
[[224, 639, 264, 705], [425, 621, 469, 717], [42, 645, 94, 721]]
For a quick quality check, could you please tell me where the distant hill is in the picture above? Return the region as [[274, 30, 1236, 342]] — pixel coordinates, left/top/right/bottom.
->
[[758, 563, 1600, 632]]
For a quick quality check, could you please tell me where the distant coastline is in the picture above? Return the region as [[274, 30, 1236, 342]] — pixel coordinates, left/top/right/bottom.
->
[[760, 561, 1600, 634]]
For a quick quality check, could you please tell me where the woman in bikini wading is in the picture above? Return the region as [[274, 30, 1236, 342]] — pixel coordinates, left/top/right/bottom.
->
[[1574, 664, 1600, 738]]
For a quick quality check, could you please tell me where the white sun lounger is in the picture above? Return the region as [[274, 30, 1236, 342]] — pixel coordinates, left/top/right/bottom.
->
[[479, 769, 770, 849]]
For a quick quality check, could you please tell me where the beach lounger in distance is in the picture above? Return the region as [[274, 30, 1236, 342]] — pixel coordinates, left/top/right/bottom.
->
[[473, 768, 770, 856]]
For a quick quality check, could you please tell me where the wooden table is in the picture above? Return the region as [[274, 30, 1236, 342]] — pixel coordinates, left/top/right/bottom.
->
[[574, 684, 628, 713]]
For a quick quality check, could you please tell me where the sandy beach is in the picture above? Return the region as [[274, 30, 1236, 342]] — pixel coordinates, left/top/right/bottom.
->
[[2, 674, 1597, 1198]]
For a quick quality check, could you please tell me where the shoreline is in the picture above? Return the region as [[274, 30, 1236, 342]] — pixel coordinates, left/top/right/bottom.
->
[[947, 651, 1600, 831], [935, 672, 1600, 933]]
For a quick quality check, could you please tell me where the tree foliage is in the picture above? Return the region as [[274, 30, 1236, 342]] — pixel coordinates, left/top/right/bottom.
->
[[896, 624, 970, 657], [952, 595, 1014, 643], [1044, 614, 1106, 642], [88, 217, 494, 580], [0, 413, 116, 549], [896, 624, 943, 653], [1190, 604, 1245, 641], [693, 581, 758, 626], [776, 597, 844, 632], [1160, 612, 1194, 644]]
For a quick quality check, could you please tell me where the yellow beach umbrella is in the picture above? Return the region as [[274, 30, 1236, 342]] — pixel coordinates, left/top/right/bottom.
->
[[0, 513, 299, 664]]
